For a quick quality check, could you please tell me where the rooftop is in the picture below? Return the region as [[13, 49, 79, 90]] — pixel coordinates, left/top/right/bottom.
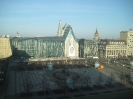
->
[[11, 36, 66, 41]]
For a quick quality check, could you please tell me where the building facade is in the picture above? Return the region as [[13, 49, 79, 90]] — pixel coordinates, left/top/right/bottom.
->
[[120, 29, 133, 56], [98, 39, 127, 58], [0, 37, 12, 59], [57, 20, 79, 58], [11, 21, 79, 59], [11, 37, 65, 58], [0, 37, 12, 84], [79, 39, 99, 58]]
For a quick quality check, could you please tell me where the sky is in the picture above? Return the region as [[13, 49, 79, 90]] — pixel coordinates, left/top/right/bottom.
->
[[0, 0, 133, 39]]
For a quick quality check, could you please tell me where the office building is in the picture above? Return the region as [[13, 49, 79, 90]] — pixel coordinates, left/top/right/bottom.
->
[[120, 29, 133, 56], [98, 39, 127, 58]]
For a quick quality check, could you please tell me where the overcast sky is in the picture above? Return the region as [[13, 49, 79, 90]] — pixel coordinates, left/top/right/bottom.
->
[[0, 0, 133, 39]]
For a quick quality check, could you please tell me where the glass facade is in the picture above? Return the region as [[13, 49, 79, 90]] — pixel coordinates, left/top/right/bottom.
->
[[11, 37, 65, 58]]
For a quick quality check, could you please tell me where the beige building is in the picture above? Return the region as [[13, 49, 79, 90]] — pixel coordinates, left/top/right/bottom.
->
[[0, 37, 12, 59], [120, 29, 133, 56], [99, 39, 127, 58], [94, 28, 100, 40]]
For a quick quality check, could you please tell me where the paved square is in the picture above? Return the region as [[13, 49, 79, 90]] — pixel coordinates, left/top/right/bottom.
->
[[5, 61, 132, 96]]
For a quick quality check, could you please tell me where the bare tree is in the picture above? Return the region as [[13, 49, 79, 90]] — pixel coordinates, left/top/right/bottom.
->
[[118, 72, 125, 90], [24, 74, 33, 99], [106, 73, 115, 92], [120, 72, 125, 84], [96, 73, 103, 86], [79, 78, 83, 95], [85, 75, 92, 87], [55, 79, 60, 89], [73, 78, 83, 95], [54, 76, 67, 98], [45, 82, 50, 99], [107, 73, 115, 85], [39, 72, 50, 99]]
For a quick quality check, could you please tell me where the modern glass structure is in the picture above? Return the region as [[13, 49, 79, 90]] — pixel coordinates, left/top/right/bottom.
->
[[11, 37, 65, 58], [79, 39, 99, 58], [11, 21, 79, 59]]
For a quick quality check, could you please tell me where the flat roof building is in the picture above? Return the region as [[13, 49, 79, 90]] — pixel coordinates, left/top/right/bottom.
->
[[99, 39, 127, 58], [0, 37, 12, 59], [120, 29, 133, 56]]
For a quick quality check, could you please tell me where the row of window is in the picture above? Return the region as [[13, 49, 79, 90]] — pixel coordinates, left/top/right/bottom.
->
[[107, 50, 126, 52], [109, 42, 125, 44], [106, 48, 126, 50]]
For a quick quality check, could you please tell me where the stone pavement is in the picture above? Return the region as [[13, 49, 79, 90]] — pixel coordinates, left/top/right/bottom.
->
[[4, 61, 133, 99]]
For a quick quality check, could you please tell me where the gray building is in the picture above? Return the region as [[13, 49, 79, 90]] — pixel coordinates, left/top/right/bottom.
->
[[98, 39, 127, 59], [79, 39, 99, 58], [120, 29, 133, 57]]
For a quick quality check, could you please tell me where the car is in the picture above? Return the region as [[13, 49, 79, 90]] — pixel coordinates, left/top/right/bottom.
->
[[121, 64, 124, 66]]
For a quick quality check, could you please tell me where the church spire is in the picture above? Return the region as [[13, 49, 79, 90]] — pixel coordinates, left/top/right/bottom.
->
[[15, 31, 20, 38], [94, 27, 99, 40], [96, 28, 98, 33], [57, 20, 62, 36], [95, 26, 98, 34]]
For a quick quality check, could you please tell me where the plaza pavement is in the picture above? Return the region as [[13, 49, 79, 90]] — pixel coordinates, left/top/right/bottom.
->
[[4, 61, 133, 99]]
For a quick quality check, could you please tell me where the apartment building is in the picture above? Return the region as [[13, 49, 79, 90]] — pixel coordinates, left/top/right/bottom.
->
[[120, 29, 133, 56]]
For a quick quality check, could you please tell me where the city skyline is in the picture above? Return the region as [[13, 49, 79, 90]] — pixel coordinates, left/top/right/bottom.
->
[[0, 0, 133, 39]]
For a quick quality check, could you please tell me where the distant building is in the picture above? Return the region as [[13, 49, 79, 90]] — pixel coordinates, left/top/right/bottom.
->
[[98, 39, 127, 58], [120, 29, 133, 57], [79, 39, 99, 58], [15, 32, 20, 38], [94, 28, 100, 40], [1, 35, 10, 38], [11, 21, 79, 59]]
